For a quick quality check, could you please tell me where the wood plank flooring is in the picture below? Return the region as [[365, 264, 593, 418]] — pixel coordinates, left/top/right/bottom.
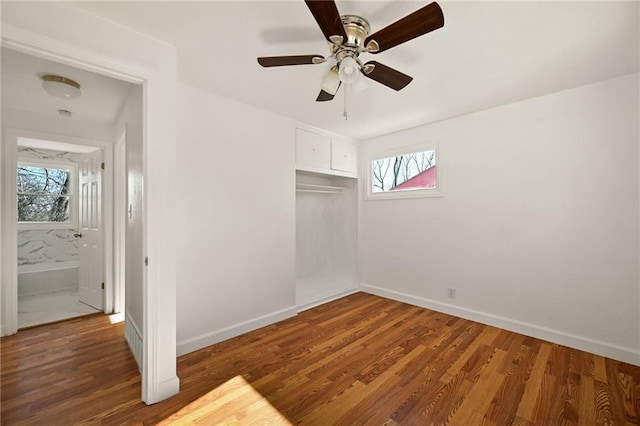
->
[[2, 292, 639, 425]]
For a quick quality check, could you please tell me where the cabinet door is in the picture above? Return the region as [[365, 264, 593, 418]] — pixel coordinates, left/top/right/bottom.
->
[[331, 138, 358, 174], [296, 128, 331, 170]]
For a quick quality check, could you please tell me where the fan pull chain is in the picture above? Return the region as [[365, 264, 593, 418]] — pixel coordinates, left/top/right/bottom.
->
[[343, 84, 348, 120]]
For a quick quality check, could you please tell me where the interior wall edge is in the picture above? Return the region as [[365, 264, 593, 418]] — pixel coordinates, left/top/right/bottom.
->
[[175, 305, 298, 357], [1, 128, 19, 336], [360, 283, 640, 366]]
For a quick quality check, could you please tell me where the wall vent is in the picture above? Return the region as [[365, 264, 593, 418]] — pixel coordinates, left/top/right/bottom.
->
[[125, 314, 143, 372]]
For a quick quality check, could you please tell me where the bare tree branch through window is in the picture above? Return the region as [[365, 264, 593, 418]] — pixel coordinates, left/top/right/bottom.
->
[[371, 149, 436, 193], [17, 165, 71, 223]]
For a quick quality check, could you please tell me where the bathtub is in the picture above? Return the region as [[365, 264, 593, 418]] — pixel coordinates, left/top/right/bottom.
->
[[17, 262, 79, 297]]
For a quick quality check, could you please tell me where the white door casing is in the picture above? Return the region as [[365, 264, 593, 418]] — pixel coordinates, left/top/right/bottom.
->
[[113, 131, 126, 314], [78, 150, 104, 311]]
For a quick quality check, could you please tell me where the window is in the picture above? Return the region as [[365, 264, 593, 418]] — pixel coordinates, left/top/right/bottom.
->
[[17, 160, 77, 228], [366, 145, 442, 200]]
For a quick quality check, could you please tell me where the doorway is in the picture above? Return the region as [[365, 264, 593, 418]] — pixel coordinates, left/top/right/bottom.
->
[[2, 47, 138, 332], [16, 139, 105, 328], [1, 7, 180, 401]]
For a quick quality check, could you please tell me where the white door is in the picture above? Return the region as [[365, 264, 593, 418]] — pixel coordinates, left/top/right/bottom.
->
[[78, 150, 103, 310]]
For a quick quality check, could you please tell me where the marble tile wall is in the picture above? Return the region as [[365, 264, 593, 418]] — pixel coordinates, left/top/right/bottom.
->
[[18, 229, 78, 268], [18, 147, 83, 162]]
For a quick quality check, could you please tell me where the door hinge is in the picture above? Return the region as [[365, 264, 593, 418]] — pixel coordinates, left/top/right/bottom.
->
[[101, 282, 105, 289], [101, 162, 105, 170], [144, 257, 149, 266]]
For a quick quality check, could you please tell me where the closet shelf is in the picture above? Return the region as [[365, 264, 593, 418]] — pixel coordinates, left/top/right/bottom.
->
[[296, 183, 347, 194]]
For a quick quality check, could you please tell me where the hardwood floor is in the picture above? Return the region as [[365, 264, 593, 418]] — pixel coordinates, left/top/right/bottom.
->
[[1, 292, 639, 425]]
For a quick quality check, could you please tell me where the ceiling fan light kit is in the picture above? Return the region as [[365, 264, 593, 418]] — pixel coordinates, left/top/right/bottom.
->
[[338, 56, 359, 85], [257, 0, 444, 105], [321, 66, 340, 95]]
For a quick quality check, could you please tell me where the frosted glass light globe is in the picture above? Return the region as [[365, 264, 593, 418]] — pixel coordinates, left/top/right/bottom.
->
[[338, 57, 359, 85], [42, 75, 81, 100]]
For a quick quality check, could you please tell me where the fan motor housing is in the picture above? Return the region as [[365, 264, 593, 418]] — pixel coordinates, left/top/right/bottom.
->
[[340, 15, 370, 48]]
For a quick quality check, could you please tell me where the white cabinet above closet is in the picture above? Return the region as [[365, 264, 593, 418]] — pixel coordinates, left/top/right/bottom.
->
[[295, 128, 331, 170], [295, 126, 358, 178], [331, 137, 357, 174]]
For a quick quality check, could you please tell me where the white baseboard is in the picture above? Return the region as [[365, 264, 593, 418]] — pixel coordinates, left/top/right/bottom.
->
[[147, 376, 180, 405], [361, 283, 640, 366], [176, 306, 298, 357], [125, 313, 143, 371], [297, 288, 359, 312]]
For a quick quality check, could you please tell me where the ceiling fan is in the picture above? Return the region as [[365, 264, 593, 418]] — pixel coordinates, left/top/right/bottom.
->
[[257, 1, 444, 102]]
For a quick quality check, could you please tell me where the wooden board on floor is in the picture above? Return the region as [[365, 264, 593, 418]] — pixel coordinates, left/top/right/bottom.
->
[[2, 292, 639, 425]]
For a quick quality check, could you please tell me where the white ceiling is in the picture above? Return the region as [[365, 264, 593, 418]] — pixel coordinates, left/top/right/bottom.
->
[[71, 1, 638, 139], [1, 47, 134, 124]]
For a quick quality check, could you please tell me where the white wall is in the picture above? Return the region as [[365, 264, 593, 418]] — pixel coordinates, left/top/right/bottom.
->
[[115, 86, 144, 339], [359, 73, 640, 365], [175, 83, 296, 355]]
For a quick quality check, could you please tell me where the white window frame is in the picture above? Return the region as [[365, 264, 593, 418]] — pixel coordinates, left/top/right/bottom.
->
[[365, 142, 443, 200], [17, 157, 78, 230]]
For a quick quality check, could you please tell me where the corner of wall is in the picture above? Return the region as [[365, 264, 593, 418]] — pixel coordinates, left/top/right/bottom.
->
[[361, 283, 640, 366]]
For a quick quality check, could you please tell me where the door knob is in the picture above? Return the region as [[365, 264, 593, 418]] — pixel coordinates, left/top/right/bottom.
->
[[74, 233, 82, 238]]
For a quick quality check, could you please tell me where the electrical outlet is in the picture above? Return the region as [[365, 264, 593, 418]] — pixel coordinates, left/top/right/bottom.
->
[[447, 288, 456, 299]]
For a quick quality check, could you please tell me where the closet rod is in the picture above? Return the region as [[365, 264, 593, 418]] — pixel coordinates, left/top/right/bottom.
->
[[296, 183, 347, 191], [296, 189, 342, 194]]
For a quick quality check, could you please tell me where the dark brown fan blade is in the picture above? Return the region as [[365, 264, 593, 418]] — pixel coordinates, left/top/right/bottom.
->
[[316, 82, 341, 102], [257, 55, 324, 67], [365, 2, 444, 54], [304, 0, 348, 44], [362, 61, 413, 91], [316, 90, 335, 102]]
